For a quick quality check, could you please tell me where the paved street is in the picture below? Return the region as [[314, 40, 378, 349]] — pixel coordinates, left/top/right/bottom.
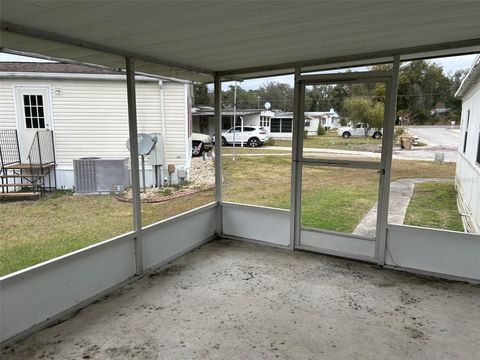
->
[[260, 126, 461, 162]]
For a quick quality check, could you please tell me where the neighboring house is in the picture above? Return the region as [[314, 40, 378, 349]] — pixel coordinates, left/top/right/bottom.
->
[[192, 107, 275, 136], [192, 107, 339, 139], [431, 101, 450, 117], [455, 55, 480, 233], [269, 110, 339, 139], [0, 62, 193, 189], [305, 109, 340, 132]]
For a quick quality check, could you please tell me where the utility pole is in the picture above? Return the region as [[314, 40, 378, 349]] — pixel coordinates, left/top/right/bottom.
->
[[232, 81, 237, 160]]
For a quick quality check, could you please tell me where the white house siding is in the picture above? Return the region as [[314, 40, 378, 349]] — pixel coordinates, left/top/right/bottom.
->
[[51, 79, 163, 166], [0, 80, 17, 128], [305, 118, 320, 136], [0, 77, 189, 188], [163, 82, 188, 167], [456, 79, 480, 233]]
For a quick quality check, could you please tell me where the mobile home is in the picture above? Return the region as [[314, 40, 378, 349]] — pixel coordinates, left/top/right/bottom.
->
[[0, 62, 192, 189], [455, 55, 480, 233]]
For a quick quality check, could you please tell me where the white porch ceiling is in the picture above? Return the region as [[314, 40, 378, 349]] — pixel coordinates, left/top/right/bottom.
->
[[1, 1, 480, 82]]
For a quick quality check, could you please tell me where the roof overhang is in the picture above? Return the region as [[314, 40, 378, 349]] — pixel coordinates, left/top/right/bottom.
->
[[455, 55, 480, 97], [1, 1, 480, 82]]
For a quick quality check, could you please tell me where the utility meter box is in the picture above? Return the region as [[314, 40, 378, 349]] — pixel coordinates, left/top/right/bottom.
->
[[149, 133, 165, 166], [177, 169, 187, 180]]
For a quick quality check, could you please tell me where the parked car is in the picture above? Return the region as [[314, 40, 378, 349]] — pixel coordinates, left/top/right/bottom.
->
[[337, 123, 383, 139], [213, 126, 270, 147], [192, 133, 214, 156]]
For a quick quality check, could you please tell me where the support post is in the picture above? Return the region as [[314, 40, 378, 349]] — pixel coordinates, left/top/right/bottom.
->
[[214, 73, 223, 236], [37, 132, 43, 172], [289, 68, 303, 250], [375, 55, 400, 265], [126, 56, 143, 275], [51, 130, 57, 189], [233, 81, 237, 157]]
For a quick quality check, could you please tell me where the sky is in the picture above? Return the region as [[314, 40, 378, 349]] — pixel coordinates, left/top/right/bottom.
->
[[217, 54, 478, 91], [1, 52, 477, 91]]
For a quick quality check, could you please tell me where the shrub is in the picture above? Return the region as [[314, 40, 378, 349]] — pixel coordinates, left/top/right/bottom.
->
[[395, 127, 405, 138], [414, 109, 433, 125], [317, 125, 326, 136], [304, 130, 308, 139], [158, 187, 174, 196]]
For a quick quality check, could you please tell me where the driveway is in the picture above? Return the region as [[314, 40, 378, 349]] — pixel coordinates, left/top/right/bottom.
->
[[397, 125, 461, 162], [405, 125, 460, 148]]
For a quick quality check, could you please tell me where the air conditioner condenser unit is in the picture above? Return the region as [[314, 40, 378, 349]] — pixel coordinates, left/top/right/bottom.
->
[[74, 157, 130, 194]]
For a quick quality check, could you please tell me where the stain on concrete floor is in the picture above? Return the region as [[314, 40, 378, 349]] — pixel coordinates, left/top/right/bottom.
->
[[2, 240, 480, 359]]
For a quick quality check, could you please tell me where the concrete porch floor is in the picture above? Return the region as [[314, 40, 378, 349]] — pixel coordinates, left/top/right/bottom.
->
[[2, 240, 479, 360]]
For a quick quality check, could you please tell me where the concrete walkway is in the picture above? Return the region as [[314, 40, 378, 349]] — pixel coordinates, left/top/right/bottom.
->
[[353, 178, 453, 238]]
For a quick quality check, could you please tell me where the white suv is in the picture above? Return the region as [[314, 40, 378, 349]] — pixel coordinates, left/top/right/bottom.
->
[[214, 126, 270, 147]]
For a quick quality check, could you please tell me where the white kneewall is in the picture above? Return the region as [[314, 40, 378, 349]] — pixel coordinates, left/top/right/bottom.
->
[[0, 233, 137, 344], [386, 225, 480, 281], [222, 202, 290, 247], [0, 204, 216, 346]]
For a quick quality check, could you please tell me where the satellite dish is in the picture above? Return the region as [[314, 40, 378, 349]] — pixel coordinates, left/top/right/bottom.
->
[[264, 102, 271, 110], [126, 133, 156, 155]]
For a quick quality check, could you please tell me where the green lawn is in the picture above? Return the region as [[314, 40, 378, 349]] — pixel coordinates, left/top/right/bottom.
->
[[223, 156, 457, 232], [0, 190, 214, 276], [272, 133, 382, 151], [404, 182, 464, 232], [220, 132, 382, 153], [221, 146, 289, 154], [0, 156, 458, 276]]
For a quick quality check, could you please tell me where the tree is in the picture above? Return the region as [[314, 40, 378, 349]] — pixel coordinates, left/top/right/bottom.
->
[[256, 81, 294, 111], [447, 69, 468, 116], [193, 83, 210, 106], [368, 102, 384, 130], [330, 84, 349, 115], [222, 84, 258, 109], [344, 97, 383, 136], [450, 69, 468, 92], [396, 60, 454, 124], [305, 85, 335, 111]]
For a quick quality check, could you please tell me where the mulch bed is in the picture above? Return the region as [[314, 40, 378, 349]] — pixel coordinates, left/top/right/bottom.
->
[[115, 184, 215, 204]]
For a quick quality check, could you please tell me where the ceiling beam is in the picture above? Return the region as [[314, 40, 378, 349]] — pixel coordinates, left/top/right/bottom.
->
[[219, 38, 480, 77], [0, 21, 214, 77]]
